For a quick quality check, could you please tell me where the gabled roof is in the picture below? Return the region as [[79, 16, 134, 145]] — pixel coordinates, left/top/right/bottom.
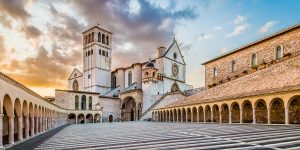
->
[[202, 22, 300, 65], [163, 39, 186, 64], [68, 68, 83, 80]]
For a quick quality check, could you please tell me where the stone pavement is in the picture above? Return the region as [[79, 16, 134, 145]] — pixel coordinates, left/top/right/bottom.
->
[[34, 122, 300, 150]]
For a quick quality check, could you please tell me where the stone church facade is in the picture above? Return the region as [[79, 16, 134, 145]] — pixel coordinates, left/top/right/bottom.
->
[[54, 25, 193, 122], [153, 23, 300, 125]]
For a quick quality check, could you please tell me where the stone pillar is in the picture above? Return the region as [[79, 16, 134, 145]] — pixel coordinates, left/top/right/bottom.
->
[[181, 112, 183, 122], [253, 108, 256, 124], [267, 108, 271, 124], [229, 108, 232, 124], [219, 112, 222, 123], [203, 110, 206, 123], [0, 114, 4, 148], [172, 112, 175, 122], [176, 112, 179, 122], [35, 117, 38, 134], [18, 116, 23, 141], [191, 113, 193, 122], [211, 110, 213, 123], [285, 106, 289, 124], [8, 116, 14, 144], [30, 116, 35, 136], [240, 109, 243, 123], [75, 117, 78, 124], [197, 109, 199, 122], [24, 116, 29, 138], [45, 118, 48, 130], [93, 116, 95, 123], [186, 112, 188, 122], [39, 117, 42, 132]]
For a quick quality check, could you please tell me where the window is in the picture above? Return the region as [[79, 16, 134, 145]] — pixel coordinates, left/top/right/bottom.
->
[[173, 52, 177, 60], [102, 34, 105, 44], [128, 71, 132, 86], [88, 74, 91, 79], [98, 32, 101, 42], [91, 32, 94, 42], [251, 53, 257, 67], [86, 52, 88, 57], [145, 72, 149, 78], [213, 67, 218, 77], [231, 60, 236, 72], [81, 95, 86, 110], [99, 49, 101, 55], [91, 49, 93, 55], [102, 51, 105, 56], [89, 96, 92, 110], [75, 95, 79, 110], [88, 51, 90, 56], [153, 72, 156, 78], [106, 51, 108, 57], [276, 46, 283, 60], [111, 75, 116, 89], [106, 36, 109, 45], [72, 80, 79, 91]]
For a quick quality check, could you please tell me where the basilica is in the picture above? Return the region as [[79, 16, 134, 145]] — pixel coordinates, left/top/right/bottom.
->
[[54, 25, 192, 122]]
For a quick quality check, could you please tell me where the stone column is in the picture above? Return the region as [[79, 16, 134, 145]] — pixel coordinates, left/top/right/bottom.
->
[[191, 113, 193, 122], [181, 112, 183, 122], [211, 110, 213, 123], [8, 116, 14, 144], [220, 112, 223, 123], [253, 108, 256, 124], [0, 114, 4, 148], [285, 106, 289, 124], [45, 118, 48, 130], [24, 116, 29, 138], [186, 112, 188, 122], [229, 108, 232, 124], [30, 116, 35, 136], [92, 116, 95, 123], [18, 116, 23, 141], [176, 112, 179, 122], [172, 112, 175, 122], [267, 108, 271, 124], [75, 117, 78, 124], [39, 117, 42, 132], [240, 109, 243, 123], [203, 110, 206, 123], [197, 109, 199, 122], [35, 117, 38, 134]]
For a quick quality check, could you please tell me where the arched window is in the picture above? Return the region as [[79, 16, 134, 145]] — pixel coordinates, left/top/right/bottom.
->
[[171, 83, 179, 92], [87, 34, 90, 43], [99, 49, 101, 55], [102, 34, 105, 44], [231, 60, 236, 72], [106, 36, 109, 45], [89, 96, 92, 110], [72, 80, 79, 91], [75, 95, 79, 110], [102, 50, 105, 56], [128, 71, 132, 86], [91, 32, 94, 42], [98, 32, 101, 42], [111, 75, 117, 89], [91, 49, 93, 55], [81, 95, 86, 110], [106, 51, 108, 57], [145, 72, 149, 78], [251, 53, 257, 67], [276, 46, 283, 60], [213, 67, 218, 77], [173, 52, 177, 60], [153, 72, 156, 78]]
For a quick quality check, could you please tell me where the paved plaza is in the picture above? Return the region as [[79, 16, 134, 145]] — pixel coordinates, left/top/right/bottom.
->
[[35, 122, 300, 150]]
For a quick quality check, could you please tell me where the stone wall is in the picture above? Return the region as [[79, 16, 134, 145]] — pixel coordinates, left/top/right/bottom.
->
[[171, 54, 300, 106], [204, 26, 300, 88]]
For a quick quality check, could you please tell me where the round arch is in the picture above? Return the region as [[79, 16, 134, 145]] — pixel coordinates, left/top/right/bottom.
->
[[270, 98, 285, 124]]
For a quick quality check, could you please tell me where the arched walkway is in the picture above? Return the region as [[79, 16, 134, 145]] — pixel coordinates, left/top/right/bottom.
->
[[182, 108, 186, 122], [86, 114, 93, 123], [255, 99, 267, 123], [289, 95, 300, 124], [78, 114, 85, 124], [3, 95, 13, 145], [221, 104, 229, 123], [242, 100, 253, 123], [187, 108, 191, 122], [109, 115, 113, 122], [231, 102, 240, 123], [212, 105, 220, 123], [94, 114, 101, 123], [205, 105, 211, 122], [198, 106, 204, 122], [192, 107, 197, 122], [68, 113, 76, 124], [173, 109, 177, 122], [270, 98, 285, 124], [178, 109, 182, 122]]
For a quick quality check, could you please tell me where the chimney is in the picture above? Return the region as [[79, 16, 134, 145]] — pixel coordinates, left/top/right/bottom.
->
[[157, 46, 166, 57]]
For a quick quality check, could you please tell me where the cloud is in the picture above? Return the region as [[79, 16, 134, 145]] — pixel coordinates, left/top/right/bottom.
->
[[227, 23, 249, 37], [219, 47, 228, 54], [0, 35, 6, 60], [213, 26, 222, 31], [21, 25, 43, 39], [196, 33, 214, 41], [158, 18, 174, 31], [0, 14, 12, 28], [234, 15, 246, 25], [258, 21, 278, 34], [128, 0, 141, 15], [0, 0, 30, 21]]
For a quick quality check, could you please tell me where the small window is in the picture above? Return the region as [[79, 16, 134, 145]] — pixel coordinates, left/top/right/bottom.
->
[[99, 49, 101, 55], [91, 32, 94, 42], [102, 51, 105, 56], [276, 46, 283, 60], [88, 74, 91, 79], [231, 60, 236, 72], [88, 51, 90, 56], [145, 72, 149, 78], [213, 67, 218, 77], [153, 72, 156, 77], [106, 51, 108, 57], [91, 49, 93, 55], [173, 52, 177, 60], [74, 73, 77, 78], [98, 32, 101, 42], [85, 52, 88, 57], [251, 53, 257, 67]]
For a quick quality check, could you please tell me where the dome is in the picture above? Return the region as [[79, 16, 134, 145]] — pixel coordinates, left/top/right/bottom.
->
[[146, 59, 155, 68]]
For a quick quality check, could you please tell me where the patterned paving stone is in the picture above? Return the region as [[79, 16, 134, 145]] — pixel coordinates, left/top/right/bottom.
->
[[35, 122, 300, 150]]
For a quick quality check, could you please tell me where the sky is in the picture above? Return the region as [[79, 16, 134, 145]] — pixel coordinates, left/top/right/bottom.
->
[[0, 0, 300, 96]]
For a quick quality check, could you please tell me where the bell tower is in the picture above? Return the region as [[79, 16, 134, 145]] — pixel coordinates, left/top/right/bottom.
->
[[82, 24, 112, 94]]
